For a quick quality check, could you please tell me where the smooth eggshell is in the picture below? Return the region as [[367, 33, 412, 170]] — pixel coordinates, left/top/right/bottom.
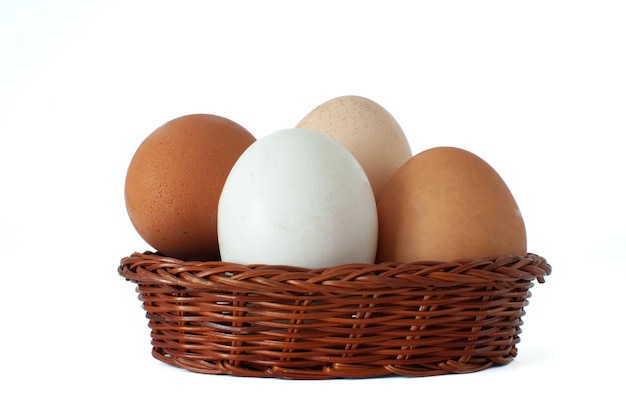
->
[[217, 128, 378, 269], [296, 95, 412, 200], [125, 114, 256, 261], [376, 146, 527, 263]]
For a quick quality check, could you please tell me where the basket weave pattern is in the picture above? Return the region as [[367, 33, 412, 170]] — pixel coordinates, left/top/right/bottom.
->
[[118, 251, 551, 379]]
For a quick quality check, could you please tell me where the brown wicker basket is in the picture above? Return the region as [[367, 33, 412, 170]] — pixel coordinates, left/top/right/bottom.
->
[[118, 251, 550, 379]]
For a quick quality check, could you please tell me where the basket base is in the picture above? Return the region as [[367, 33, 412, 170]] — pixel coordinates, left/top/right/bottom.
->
[[151, 347, 510, 379]]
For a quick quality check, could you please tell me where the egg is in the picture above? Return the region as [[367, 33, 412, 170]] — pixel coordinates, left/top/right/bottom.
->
[[376, 146, 527, 263], [296, 95, 412, 200], [124, 114, 256, 261], [217, 128, 378, 269]]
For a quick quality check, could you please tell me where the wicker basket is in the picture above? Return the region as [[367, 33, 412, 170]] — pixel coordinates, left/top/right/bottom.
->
[[118, 251, 550, 379]]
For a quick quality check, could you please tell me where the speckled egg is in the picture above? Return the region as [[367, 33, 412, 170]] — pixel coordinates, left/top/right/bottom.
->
[[296, 95, 412, 200]]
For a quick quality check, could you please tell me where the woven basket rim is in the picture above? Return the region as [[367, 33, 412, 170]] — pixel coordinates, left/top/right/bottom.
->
[[119, 251, 551, 289]]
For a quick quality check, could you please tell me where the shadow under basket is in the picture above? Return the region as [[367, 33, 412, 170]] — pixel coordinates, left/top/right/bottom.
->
[[118, 251, 551, 380]]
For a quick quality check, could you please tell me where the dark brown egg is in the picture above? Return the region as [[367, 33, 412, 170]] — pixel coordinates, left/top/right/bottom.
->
[[376, 146, 527, 263], [124, 114, 256, 260]]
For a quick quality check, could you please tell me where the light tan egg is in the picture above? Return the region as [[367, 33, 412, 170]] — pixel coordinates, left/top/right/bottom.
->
[[376, 146, 527, 263], [296, 95, 412, 200]]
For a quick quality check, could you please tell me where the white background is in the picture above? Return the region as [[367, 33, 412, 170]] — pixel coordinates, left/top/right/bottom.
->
[[1, 1, 624, 414]]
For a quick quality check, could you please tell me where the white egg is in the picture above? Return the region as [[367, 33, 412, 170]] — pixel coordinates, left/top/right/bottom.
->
[[217, 128, 378, 269]]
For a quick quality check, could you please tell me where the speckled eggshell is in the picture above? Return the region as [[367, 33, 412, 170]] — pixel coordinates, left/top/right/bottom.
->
[[376, 146, 527, 263], [125, 114, 256, 261], [296, 95, 412, 200]]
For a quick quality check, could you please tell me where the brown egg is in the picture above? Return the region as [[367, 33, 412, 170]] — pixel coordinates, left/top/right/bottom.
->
[[376, 146, 527, 263], [125, 114, 256, 261]]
